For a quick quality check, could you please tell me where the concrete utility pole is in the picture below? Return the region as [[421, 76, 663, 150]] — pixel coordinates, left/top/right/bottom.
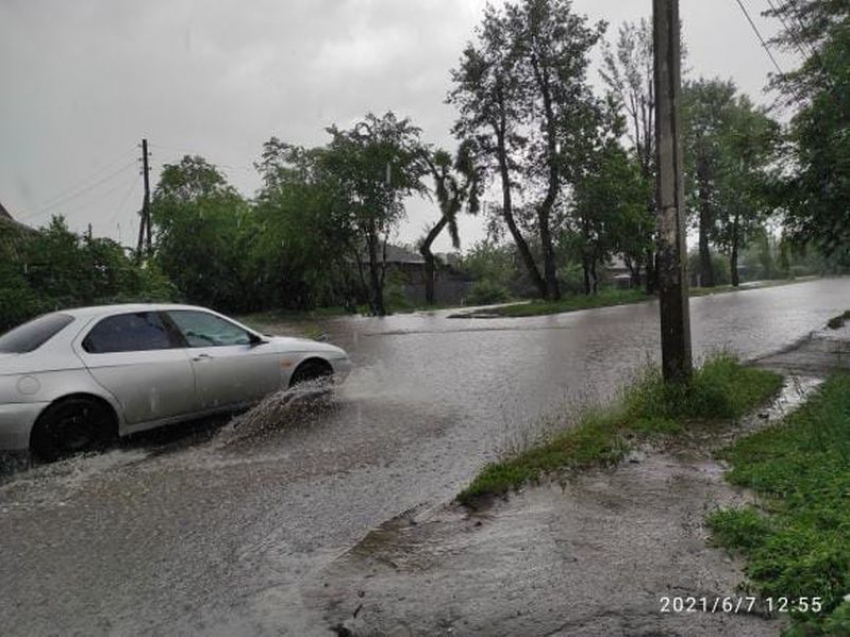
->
[[136, 138, 152, 258], [653, 0, 693, 382]]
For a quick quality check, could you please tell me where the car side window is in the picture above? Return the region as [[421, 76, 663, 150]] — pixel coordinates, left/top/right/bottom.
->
[[83, 312, 178, 354], [166, 311, 252, 348]]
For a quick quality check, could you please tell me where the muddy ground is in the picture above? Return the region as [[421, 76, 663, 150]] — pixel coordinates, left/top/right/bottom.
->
[[308, 328, 850, 636]]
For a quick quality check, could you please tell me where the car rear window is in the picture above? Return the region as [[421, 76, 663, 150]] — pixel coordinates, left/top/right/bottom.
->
[[83, 312, 177, 354], [0, 313, 75, 354]]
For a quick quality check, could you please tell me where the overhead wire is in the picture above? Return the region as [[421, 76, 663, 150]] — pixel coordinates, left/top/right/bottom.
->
[[20, 158, 139, 222], [733, 0, 787, 75], [28, 146, 137, 212]]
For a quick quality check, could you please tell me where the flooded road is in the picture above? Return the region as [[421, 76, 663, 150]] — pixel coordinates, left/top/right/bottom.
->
[[0, 278, 847, 636]]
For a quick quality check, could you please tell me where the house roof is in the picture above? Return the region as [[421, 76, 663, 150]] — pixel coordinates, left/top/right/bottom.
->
[[383, 244, 425, 265], [0, 200, 37, 235], [359, 244, 425, 266]]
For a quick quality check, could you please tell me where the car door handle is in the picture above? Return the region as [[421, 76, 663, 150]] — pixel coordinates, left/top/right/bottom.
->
[[192, 353, 212, 362]]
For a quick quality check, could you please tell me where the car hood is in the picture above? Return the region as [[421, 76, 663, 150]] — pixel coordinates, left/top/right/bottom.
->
[[268, 336, 348, 357]]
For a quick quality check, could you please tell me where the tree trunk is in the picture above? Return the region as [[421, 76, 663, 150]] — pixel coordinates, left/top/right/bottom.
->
[[590, 259, 599, 294], [494, 123, 547, 299], [730, 213, 741, 288], [697, 162, 715, 288], [366, 226, 386, 316], [582, 255, 592, 296], [539, 209, 560, 301], [529, 53, 561, 302], [644, 248, 657, 295], [624, 255, 642, 289], [419, 216, 449, 306]]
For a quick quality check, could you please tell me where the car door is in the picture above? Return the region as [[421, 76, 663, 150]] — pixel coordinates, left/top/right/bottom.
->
[[76, 311, 196, 424], [164, 310, 282, 411]]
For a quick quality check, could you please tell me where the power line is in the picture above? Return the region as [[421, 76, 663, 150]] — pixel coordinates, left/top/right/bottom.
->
[[19, 158, 139, 221], [733, 0, 786, 75], [105, 174, 142, 227], [765, 0, 817, 60], [29, 147, 137, 211], [28, 172, 141, 226]]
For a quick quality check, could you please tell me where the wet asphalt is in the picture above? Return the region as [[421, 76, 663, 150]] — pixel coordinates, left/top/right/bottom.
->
[[0, 278, 847, 636]]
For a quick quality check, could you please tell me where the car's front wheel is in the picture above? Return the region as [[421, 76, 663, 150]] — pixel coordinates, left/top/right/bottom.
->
[[289, 359, 334, 391], [31, 397, 116, 461]]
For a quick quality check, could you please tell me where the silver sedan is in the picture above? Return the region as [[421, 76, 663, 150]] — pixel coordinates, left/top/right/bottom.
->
[[0, 304, 352, 460]]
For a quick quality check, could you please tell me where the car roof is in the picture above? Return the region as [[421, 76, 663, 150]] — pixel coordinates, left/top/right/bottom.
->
[[54, 304, 213, 319]]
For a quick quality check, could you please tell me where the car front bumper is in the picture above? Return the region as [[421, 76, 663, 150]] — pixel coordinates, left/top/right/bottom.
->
[[0, 402, 48, 451]]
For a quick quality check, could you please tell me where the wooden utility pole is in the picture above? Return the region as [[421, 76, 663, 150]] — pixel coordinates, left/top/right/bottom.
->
[[653, 0, 693, 382], [136, 138, 152, 258]]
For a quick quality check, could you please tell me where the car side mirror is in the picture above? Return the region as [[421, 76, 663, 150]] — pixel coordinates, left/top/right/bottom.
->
[[248, 333, 267, 347]]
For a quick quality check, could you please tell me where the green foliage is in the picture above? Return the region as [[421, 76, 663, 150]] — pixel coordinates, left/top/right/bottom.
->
[[449, 0, 607, 300], [466, 279, 512, 306], [0, 217, 174, 332], [459, 240, 518, 290], [683, 79, 780, 285], [767, 1, 850, 264], [151, 156, 259, 312], [567, 140, 653, 291], [711, 374, 850, 631], [707, 507, 774, 551], [254, 139, 360, 311], [458, 355, 781, 504], [827, 311, 850, 330], [688, 251, 732, 286], [325, 112, 429, 315]]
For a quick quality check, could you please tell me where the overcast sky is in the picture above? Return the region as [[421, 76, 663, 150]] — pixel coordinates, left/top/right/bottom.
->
[[0, 0, 800, 252]]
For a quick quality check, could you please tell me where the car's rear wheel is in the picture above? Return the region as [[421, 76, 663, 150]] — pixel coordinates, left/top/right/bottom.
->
[[31, 397, 116, 461]]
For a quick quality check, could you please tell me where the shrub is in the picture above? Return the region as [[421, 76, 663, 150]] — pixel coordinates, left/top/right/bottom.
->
[[466, 279, 512, 305]]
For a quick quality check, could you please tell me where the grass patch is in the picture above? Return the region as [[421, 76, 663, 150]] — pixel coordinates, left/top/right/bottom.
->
[[827, 310, 850, 330], [708, 374, 850, 634], [455, 278, 817, 319], [458, 354, 782, 505], [472, 289, 650, 318]]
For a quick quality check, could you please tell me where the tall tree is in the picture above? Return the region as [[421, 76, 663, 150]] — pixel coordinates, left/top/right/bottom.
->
[[450, 4, 548, 299], [421, 141, 482, 305], [569, 137, 651, 294], [601, 18, 658, 291], [151, 156, 256, 311], [714, 96, 781, 286], [324, 112, 428, 316], [682, 79, 737, 288], [254, 139, 359, 310], [450, 0, 604, 301], [766, 0, 850, 262]]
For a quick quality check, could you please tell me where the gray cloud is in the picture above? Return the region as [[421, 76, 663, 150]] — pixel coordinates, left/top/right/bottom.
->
[[0, 0, 798, 251]]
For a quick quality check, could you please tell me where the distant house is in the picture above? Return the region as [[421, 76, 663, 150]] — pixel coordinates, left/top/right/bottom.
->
[[607, 255, 638, 289], [377, 244, 427, 280], [359, 244, 472, 305]]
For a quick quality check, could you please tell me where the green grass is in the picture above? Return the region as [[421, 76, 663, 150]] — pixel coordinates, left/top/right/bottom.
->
[[472, 289, 650, 318], [458, 354, 782, 505], [454, 278, 816, 319], [708, 374, 850, 634], [827, 310, 850, 330]]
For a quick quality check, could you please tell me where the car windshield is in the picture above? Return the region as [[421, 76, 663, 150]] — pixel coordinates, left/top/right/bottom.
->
[[0, 313, 74, 353]]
